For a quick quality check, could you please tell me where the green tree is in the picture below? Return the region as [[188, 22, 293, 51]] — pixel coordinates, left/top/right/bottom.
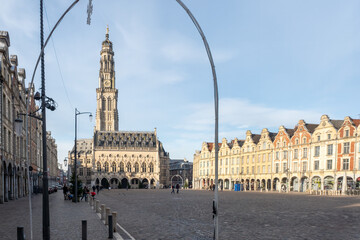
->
[[69, 171, 83, 197]]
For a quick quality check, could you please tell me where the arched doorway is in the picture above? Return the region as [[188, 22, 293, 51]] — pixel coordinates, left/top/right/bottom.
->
[[245, 179, 250, 190], [131, 178, 139, 188], [273, 178, 279, 191], [224, 179, 229, 190], [300, 177, 308, 192], [250, 179, 255, 190], [218, 179, 224, 190], [311, 176, 321, 190], [95, 178, 100, 186], [121, 178, 129, 189], [141, 178, 149, 189], [261, 179, 266, 190], [267, 179, 271, 191], [324, 176, 334, 190], [281, 177, 287, 192], [101, 178, 109, 189], [150, 179, 155, 189], [291, 177, 298, 192], [110, 178, 119, 189]]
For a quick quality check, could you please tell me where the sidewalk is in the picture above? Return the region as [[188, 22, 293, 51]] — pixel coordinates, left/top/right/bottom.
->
[[0, 191, 109, 239]]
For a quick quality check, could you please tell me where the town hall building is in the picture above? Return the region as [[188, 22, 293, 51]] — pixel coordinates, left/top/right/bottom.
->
[[69, 28, 170, 189]]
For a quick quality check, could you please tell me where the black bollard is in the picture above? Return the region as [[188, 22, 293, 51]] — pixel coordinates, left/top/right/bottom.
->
[[108, 215, 113, 239], [17, 227, 25, 240], [82, 220, 87, 240]]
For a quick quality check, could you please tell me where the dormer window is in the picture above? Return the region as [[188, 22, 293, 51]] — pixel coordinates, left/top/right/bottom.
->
[[328, 134, 331, 140], [345, 129, 349, 137], [295, 139, 299, 145], [303, 138, 306, 144], [317, 135, 320, 142]]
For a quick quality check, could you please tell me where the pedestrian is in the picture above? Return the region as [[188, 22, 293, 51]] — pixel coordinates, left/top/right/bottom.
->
[[92, 185, 95, 192], [96, 185, 99, 194], [176, 184, 180, 194], [63, 185, 68, 200], [81, 186, 89, 201], [171, 185, 175, 194]]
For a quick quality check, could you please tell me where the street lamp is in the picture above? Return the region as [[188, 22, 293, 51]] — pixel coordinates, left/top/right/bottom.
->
[[73, 108, 92, 203]]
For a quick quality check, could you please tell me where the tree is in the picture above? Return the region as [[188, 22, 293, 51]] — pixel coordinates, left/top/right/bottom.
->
[[69, 171, 83, 198]]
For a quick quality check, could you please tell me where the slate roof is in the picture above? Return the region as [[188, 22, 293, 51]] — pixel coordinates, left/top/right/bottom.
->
[[94, 131, 157, 149], [330, 120, 343, 129], [305, 124, 318, 133]]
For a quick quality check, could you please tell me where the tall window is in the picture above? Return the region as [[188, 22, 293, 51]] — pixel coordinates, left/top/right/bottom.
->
[[293, 162, 298, 172], [149, 163, 154, 173], [252, 155, 255, 163], [276, 151, 279, 160], [327, 144, 333, 155], [126, 163, 131, 172], [327, 159, 332, 170], [104, 162, 109, 172], [283, 162, 287, 172], [302, 161, 307, 172], [314, 146, 320, 157], [262, 165, 265, 173], [134, 163, 139, 173], [314, 160, 319, 170], [246, 167, 249, 174], [345, 129, 349, 137], [303, 138, 306, 144], [343, 159, 349, 170], [252, 166, 254, 174], [119, 162, 124, 172], [267, 165, 270, 173], [344, 142, 350, 154], [111, 162, 116, 172], [283, 151, 288, 159], [275, 163, 279, 173], [141, 163, 146, 172], [246, 156, 249, 163], [79, 168, 83, 176], [97, 162, 101, 172], [107, 98, 112, 111], [294, 149, 298, 159], [87, 168, 91, 176], [303, 148, 308, 158]]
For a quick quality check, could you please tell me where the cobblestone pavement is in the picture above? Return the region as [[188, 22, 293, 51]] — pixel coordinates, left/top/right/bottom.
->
[[96, 189, 360, 240], [0, 191, 109, 240]]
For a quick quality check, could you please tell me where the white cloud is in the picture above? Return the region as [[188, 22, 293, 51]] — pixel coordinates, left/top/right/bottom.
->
[[175, 98, 321, 135]]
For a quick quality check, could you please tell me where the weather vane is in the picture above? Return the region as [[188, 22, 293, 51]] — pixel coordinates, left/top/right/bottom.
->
[[87, 0, 93, 25]]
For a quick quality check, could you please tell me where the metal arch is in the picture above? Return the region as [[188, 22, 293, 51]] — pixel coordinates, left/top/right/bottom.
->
[[170, 174, 184, 186]]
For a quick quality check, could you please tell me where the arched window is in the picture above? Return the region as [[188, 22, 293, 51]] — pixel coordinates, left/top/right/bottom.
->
[[97, 162, 101, 172], [134, 163, 139, 173], [104, 162, 109, 172], [126, 163, 131, 172], [119, 162, 124, 172], [111, 162, 116, 172], [102, 97, 106, 110], [107, 97, 112, 111], [141, 163, 146, 172], [149, 163, 154, 173]]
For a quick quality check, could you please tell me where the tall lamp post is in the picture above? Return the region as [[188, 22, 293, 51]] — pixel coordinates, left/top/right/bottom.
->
[[73, 108, 92, 203]]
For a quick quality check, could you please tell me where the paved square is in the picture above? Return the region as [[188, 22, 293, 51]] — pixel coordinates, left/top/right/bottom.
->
[[96, 189, 360, 240]]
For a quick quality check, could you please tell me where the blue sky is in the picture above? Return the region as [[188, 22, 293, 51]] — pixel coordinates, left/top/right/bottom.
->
[[1, 0, 360, 168]]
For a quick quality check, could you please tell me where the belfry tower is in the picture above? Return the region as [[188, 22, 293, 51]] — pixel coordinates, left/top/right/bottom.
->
[[95, 26, 119, 131]]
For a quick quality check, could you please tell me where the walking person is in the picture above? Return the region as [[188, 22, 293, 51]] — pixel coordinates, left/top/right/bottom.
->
[[81, 186, 89, 201], [92, 185, 95, 192], [171, 185, 175, 194], [176, 184, 180, 194], [63, 185, 68, 200], [96, 185, 99, 194]]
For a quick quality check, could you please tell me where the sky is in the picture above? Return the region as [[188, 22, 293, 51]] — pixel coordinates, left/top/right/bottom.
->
[[1, 0, 360, 169]]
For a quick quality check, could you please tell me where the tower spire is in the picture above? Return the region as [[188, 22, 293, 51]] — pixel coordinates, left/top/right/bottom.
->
[[106, 25, 109, 39]]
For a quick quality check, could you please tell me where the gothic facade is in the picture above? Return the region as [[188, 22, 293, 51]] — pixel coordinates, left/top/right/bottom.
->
[[69, 28, 170, 189]]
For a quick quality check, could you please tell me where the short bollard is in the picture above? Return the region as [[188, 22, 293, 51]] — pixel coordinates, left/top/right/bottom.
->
[[108, 215, 113, 239], [17, 227, 25, 240], [101, 204, 105, 220], [96, 200, 100, 213], [82, 220, 87, 240], [89, 197, 93, 207], [112, 212, 117, 232], [105, 208, 110, 225]]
